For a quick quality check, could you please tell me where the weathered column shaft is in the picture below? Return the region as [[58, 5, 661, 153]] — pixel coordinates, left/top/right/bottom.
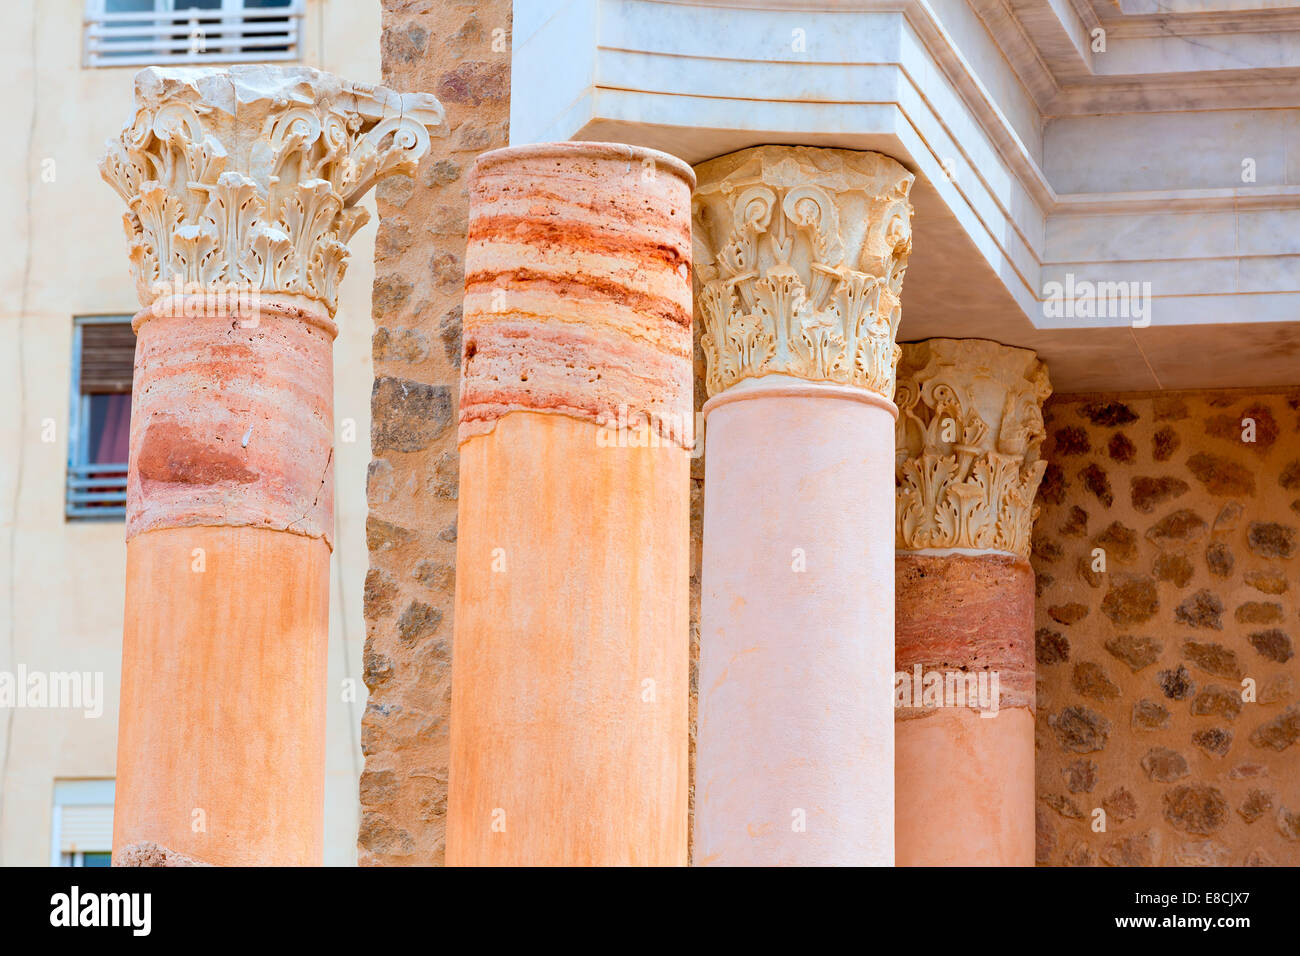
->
[[893, 337, 1051, 866], [101, 66, 441, 866], [447, 143, 695, 865], [692, 146, 914, 865]]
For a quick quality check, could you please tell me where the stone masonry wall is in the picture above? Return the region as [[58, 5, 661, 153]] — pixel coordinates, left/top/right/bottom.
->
[[360, 0, 511, 865], [1033, 388, 1300, 866]]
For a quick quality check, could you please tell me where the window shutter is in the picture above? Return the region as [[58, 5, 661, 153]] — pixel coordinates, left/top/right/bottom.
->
[[80, 322, 136, 394], [59, 804, 115, 853]]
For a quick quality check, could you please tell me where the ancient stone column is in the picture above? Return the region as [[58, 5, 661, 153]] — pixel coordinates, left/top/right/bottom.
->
[[100, 66, 442, 866], [692, 146, 914, 865], [894, 338, 1051, 866], [447, 143, 695, 866]]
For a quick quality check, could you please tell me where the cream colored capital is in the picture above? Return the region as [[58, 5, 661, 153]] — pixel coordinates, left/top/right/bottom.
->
[[691, 145, 914, 401], [895, 338, 1052, 557], [100, 65, 445, 316]]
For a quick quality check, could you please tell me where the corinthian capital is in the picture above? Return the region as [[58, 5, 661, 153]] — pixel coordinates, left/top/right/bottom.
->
[[895, 339, 1052, 557], [100, 65, 445, 316], [691, 146, 913, 400]]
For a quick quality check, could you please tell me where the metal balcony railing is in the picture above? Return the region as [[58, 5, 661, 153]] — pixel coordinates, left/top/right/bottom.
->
[[84, 2, 303, 68], [66, 463, 129, 520]]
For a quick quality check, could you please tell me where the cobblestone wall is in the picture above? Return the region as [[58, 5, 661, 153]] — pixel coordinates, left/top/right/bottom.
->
[[360, 0, 511, 865], [1033, 389, 1300, 866]]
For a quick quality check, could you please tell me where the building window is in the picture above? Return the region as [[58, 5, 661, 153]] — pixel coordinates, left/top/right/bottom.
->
[[67, 317, 133, 521], [83, 0, 302, 68], [51, 780, 116, 868]]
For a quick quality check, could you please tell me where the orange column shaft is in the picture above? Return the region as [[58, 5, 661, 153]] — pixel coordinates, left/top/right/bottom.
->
[[113, 299, 336, 866], [447, 143, 695, 865]]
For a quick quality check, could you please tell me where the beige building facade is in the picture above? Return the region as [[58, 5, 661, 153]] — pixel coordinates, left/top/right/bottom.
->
[[0, 0, 380, 866]]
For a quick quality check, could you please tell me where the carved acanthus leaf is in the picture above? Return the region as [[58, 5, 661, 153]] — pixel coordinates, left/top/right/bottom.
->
[[692, 146, 914, 399], [895, 339, 1052, 558], [100, 65, 445, 315]]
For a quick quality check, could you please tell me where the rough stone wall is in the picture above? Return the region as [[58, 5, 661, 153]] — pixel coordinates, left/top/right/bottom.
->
[[1032, 389, 1300, 866], [360, 0, 511, 865]]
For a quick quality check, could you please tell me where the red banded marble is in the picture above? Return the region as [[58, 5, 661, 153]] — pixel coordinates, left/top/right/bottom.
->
[[460, 142, 695, 448], [128, 296, 336, 547]]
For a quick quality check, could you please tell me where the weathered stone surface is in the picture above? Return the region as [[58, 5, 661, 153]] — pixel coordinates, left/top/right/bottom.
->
[[373, 273, 414, 314], [114, 841, 212, 867], [1104, 633, 1162, 672], [1278, 807, 1300, 840], [1077, 555, 1105, 588], [1101, 574, 1159, 625], [1049, 603, 1089, 624], [1142, 746, 1190, 782], [1094, 522, 1138, 563], [1280, 459, 1300, 491], [1131, 476, 1189, 514], [1158, 664, 1196, 701], [1245, 568, 1288, 594], [1153, 396, 1189, 420], [1154, 552, 1194, 587], [1247, 521, 1297, 559], [1049, 705, 1112, 752], [1080, 463, 1114, 507], [1038, 462, 1066, 504], [363, 646, 394, 689], [1212, 501, 1245, 532], [1191, 684, 1242, 721], [1238, 789, 1274, 823], [1081, 401, 1138, 427], [1250, 704, 1300, 751], [373, 326, 430, 364], [1191, 727, 1233, 757], [1032, 535, 1063, 563], [1073, 661, 1120, 701], [1060, 506, 1089, 537], [1133, 698, 1172, 730], [1187, 452, 1255, 496], [427, 450, 459, 500], [1036, 627, 1070, 665], [364, 568, 400, 619], [1182, 640, 1241, 678], [367, 517, 413, 552], [1163, 784, 1228, 834], [1054, 426, 1090, 455], [1261, 674, 1295, 704], [1108, 432, 1136, 463], [1248, 628, 1294, 663], [372, 377, 454, 453], [1147, 509, 1208, 546], [413, 559, 455, 591], [1063, 841, 1098, 866], [1175, 591, 1224, 630], [1104, 787, 1139, 823], [1206, 405, 1278, 452], [1153, 426, 1181, 462], [1036, 806, 1056, 864], [1042, 792, 1086, 819], [1063, 758, 1098, 794], [1204, 542, 1234, 578], [1103, 830, 1157, 866], [397, 600, 443, 644]]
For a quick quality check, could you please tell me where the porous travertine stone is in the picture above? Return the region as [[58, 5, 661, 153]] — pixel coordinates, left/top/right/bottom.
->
[[894, 338, 1051, 867], [447, 143, 694, 866], [458, 142, 694, 447], [693, 146, 912, 867], [114, 841, 213, 867]]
